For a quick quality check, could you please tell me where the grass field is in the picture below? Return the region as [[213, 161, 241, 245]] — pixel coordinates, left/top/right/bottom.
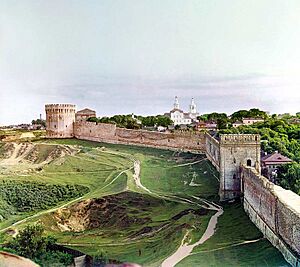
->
[[0, 138, 288, 266]]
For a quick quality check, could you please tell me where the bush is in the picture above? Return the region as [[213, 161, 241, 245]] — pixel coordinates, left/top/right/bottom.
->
[[0, 180, 89, 213], [6, 224, 73, 266]]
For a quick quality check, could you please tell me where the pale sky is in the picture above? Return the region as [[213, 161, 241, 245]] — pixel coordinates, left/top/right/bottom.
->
[[1, 0, 300, 125]]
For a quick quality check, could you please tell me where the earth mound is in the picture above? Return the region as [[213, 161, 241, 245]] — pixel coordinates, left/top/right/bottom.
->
[[53, 192, 157, 232], [0, 142, 77, 174], [51, 191, 208, 233]]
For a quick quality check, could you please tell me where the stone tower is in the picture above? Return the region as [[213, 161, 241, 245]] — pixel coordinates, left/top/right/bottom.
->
[[45, 104, 76, 138], [219, 134, 261, 200]]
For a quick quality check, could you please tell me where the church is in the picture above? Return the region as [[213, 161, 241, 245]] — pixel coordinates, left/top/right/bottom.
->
[[164, 96, 199, 125]]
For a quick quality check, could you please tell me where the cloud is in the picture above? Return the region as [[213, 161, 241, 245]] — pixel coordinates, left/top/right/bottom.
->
[[1, 73, 299, 125]]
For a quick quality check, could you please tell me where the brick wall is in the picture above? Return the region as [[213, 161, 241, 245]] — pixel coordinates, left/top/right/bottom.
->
[[242, 166, 300, 266], [205, 133, 220, 171], [74, 121, 206, 152]]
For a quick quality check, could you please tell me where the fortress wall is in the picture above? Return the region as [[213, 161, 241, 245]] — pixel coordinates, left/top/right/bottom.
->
[[205, 133, 220, 171], [74, 121, 206, 152], [74, 121, 117, 142], [242, 166, 300, 266]]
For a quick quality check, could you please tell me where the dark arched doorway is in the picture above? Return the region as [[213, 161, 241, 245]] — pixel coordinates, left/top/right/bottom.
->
[[247, 159, 252, 167]]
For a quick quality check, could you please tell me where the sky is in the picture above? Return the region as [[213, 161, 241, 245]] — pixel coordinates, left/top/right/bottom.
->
[[1, 0, 300, 125]]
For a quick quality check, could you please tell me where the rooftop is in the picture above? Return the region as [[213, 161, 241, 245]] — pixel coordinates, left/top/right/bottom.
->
[[76, 108, 96, 114], [261, 152, 293, 164]]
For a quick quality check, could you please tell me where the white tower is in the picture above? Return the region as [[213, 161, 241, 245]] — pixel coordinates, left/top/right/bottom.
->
[[174, 96, 179, 109], [189, 98, 197, 114]]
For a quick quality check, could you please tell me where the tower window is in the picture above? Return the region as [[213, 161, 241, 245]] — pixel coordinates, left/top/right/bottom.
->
[[247, 159, 252, 166], [54, 125, 56, 128], [233, 174, 237, 179]]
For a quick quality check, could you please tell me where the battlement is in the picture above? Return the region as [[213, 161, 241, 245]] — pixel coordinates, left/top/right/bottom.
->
[[220, 134, 260, 145], [45, 104, 76, 113]]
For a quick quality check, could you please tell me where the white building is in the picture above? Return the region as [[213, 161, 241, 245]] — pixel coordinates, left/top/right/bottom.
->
[[242, 118, 264, 125], [164, 97, 199, 125]]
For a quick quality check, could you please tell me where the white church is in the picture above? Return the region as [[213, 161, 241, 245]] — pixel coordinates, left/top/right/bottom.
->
[[164, 96, 199, 125]]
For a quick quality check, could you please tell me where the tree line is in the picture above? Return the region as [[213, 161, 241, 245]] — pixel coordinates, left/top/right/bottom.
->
[[87, 114, 172, 129]]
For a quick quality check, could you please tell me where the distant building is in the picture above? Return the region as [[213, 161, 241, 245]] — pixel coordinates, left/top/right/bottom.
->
[[288, 117, 300, 124], [242, 118, 264, 125], [75, 108, 96, 122], [232, 118, 264, 128], [157, 126, 166, 132], [164, 96, 199, 125], [232, 121, 243, 128], [194, 120, 206, 131], [261, 152, 293, 181], [205, 121, 218, 130]]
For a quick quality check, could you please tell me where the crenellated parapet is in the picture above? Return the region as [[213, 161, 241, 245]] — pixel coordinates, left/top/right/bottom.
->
[[220, 134, 260, 144]]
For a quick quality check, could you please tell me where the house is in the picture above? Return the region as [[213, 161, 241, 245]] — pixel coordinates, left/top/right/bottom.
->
[[205, 121, 218, 130], [75, 108, 96, 122], [261, 152, 293, 180], [242, 118, 264, 125], [194, 120, 206, 131], [232, 121, 244, 128], [157, 126, 167, 132]]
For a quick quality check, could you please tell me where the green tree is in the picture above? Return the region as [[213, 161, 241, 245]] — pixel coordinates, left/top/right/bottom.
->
[[86, 117, 99, 123], [7, 224, 56, 259], [156, 116, 172, 127], [277, 163, 300, 194]]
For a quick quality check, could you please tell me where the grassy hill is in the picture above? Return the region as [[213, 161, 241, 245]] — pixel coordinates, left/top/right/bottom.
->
[[0, 139, 288, 266]]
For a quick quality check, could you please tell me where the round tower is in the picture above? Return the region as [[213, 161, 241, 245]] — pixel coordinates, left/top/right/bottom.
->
[[45, 104, 76, 138]]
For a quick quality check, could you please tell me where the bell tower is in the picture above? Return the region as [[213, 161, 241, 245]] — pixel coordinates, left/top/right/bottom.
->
[[174, 96, 179, 109], [189, 98, 197, 114]]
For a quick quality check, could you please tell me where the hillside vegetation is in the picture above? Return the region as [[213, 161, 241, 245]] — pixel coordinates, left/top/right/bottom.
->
[[0, 139, 288, 266]]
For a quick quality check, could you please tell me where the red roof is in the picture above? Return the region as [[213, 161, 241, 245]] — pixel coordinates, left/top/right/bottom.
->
[[261, 152, 292, 165]]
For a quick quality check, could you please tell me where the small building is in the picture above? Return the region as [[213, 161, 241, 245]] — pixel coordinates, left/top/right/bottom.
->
[[261, 152, 293, 180], [75, 108, 96, 122], [157, 126, 166, 132], [288, 117, 300, 124], [232, 121, 244, 128], [193, 120, 206, 131], [242, 118, 264, 125], [205, 121, 218, 130]]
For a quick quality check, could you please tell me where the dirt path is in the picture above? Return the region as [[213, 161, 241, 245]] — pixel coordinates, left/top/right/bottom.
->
[[170, 158, 207, 168], [1, 144, 223, 267], [191, 238, 264, 254], [132, 160, 152, 194], [0, 143, 28, 165], [161, 207, 223, 267], [122, 154, 224, 267]]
